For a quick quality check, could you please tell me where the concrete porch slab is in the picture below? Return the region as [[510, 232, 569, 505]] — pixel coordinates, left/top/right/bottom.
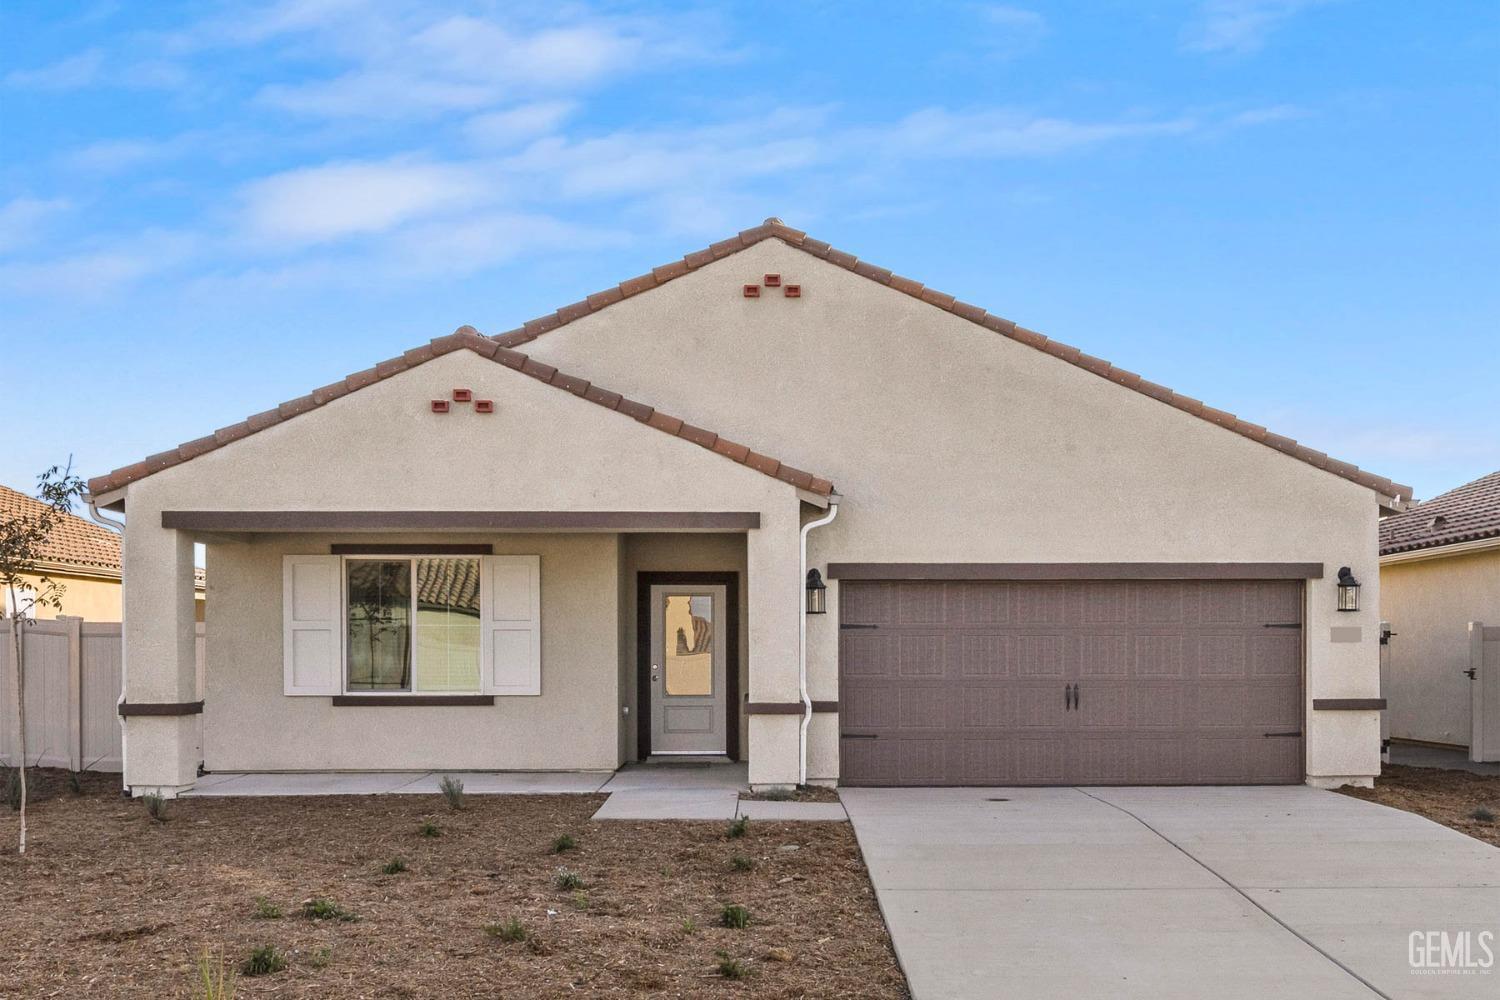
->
[[183, 770, 610, 797], [591, 790, 741, 820], [395, 771, 610, 795]]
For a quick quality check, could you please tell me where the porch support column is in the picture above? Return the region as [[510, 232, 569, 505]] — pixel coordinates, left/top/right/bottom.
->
[[746, 499, 803, 787], [121, 515, 199, 797]]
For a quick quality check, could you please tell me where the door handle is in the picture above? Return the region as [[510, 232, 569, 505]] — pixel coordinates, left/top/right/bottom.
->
[[1074, 684, 1080, 710], [651, 663, 660, 683], [1064, 683, 1071, 710], [1464, 668, 1477, 680]]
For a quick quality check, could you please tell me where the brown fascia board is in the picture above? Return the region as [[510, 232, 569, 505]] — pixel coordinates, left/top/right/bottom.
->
[[87, 328, 835, 500], [492, 219, 1411, 503]]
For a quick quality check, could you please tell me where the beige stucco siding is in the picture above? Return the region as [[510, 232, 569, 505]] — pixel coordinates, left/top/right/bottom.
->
[[205, 532, 620, 771], [118, 349, 805, 791], [527, 238, 1387, 785], [1381, 547, 1500, 746]]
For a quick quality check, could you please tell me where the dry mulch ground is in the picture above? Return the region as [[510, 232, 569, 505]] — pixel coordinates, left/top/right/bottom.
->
[[1338, 763, 1500, 847], [739, 787, 841, 804], [0, 769, 907, 999]]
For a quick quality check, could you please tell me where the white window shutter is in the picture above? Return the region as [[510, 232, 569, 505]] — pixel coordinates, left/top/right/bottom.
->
[[482, 555, 541, 696], [283, 555, 341, 696]]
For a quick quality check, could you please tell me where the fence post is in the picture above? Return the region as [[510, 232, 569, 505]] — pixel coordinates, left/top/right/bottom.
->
[[63, 615, 83, 772], [1472, 622, 1486, 763]]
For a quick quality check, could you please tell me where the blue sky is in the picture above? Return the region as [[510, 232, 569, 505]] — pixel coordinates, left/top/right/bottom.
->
[[1, 0, 1496, 502]]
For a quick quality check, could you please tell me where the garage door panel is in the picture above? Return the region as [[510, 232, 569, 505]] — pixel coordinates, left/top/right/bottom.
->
[[839, 579, 1304, 786]]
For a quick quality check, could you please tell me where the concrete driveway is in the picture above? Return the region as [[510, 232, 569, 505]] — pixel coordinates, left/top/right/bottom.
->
[[842, 786, 1500, 999]]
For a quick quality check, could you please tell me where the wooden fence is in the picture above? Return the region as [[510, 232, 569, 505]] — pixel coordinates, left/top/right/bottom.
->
[[1470, 622, 1500, 763], [0, 618, 204, 773]]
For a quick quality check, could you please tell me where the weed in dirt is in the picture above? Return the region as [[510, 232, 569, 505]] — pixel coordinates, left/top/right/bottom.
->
[[3, 768, 19, 811], [485, 917, 528, 943], [195, 947, 236, 999], [251, 897, 281, 920], [721, 904, 751, 929], [554, 867, 583, 890], [552, 833, 576, 854], [301, 898, 358, 922], [141, 792, 169, 823], [766, 946, 794, 963], [306, 947, 331, 969], [715, 951, 748, 980], [1470, 806, 1497, 823], [68, 770, 83, 795], [680, 917, 699, 934], [760, 786, 794, 801], [439, 775, 465, 811], [418, 820, 441, 837], [241, 945, 287, 977], [731, 853, 754, 872], [382, 857, 407, 875], [727, 815, 749, 839], [571, 890, 590, 910]]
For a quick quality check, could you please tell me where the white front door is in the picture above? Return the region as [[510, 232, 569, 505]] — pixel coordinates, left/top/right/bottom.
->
[[649, 584, 728, 754]]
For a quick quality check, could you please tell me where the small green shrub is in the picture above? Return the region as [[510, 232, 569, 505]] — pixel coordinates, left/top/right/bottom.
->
[[552, 833, 577, 854], [726, 815, 749, 839], [1470, 806, 1497, 823], [439, 775, 465, 811], [484, 917, 528, 942], [720, 904, 751, 929], [731, 854, 754, 872], [680, 917, 699, 935], [301, 898, 358, 922], [418, 820, 441, 838], [142, 792, 170, 823], [252, 897, 282, 920], [571, 890, 590, 910], [194, 946, 236, 999], [306, 947, 331, 969], [381, 857, 407, 875], [68, 770, 84, 795], [554, 867, 583, 891], [715, 951, 747, 980], [241, 945, 287, 977]]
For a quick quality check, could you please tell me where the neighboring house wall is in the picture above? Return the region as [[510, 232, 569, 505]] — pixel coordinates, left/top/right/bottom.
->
[[1381, 547, 1500, 746], [116, 350, 804, 791], [13, 571, 121, 621], [526, 239, 1386, 785]]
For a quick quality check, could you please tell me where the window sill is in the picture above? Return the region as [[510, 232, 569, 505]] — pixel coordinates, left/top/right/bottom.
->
[[331, 695, 496, 707]]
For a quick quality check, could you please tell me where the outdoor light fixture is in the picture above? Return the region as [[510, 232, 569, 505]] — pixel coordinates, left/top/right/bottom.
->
[[806, 568, 827, 615], [1336, 566, 1361, 612]]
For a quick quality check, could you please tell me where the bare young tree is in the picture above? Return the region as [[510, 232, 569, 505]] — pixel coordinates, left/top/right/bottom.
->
[[2, 462, 86, 855]]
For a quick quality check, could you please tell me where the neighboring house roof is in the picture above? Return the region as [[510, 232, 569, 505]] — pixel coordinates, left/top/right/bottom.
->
[[1379, 470, 1500, 556], [494, 219, 1412, 503], [87, 331, 835, 499], [0, 484, 207, 588], [1, 484, 122, 575], [88, 220, 1407, 505]]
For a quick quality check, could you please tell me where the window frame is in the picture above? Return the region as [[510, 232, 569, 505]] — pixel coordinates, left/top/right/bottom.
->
[[340, 554, 486, 697]]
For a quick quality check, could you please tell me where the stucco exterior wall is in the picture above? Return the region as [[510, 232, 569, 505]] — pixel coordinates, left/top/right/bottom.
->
[[526, 238, 1388, 785], [116, 349, 806, 792], [1380, 547, 1500, 746], [15, 572, 122, 621], [205, 532, 621, 772]]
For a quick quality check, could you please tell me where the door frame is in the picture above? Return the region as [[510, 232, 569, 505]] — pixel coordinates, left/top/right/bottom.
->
[[636, 571, 740, 761]]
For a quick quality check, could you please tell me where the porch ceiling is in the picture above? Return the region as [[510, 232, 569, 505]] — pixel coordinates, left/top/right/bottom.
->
[[160, 510, 762, 533]]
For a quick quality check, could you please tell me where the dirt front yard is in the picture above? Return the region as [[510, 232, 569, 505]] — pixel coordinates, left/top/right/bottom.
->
[[0, 770, 907, 998], [1338, 763, 1500, 848]]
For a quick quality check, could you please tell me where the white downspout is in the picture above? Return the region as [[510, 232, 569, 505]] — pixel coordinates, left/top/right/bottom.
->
[[798, 499, 839, 786], [84, 493, 127, 792]]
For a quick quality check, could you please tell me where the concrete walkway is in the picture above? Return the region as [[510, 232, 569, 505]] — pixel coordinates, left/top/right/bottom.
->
[[185, 770, 611, 796], [843, 786, 1500, 1000], [590, 762, 847, 821]]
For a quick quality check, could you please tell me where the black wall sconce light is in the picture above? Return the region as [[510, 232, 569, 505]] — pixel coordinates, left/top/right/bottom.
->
[[1336, 566, 1361, 612], [806, 568, 827, 615]]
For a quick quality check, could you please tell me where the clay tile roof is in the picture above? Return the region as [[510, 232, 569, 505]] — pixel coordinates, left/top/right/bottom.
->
[[1379, 470, 1500, 556], [492, 219, 1411, 504], [0, 484, 122, 575], [87, 329, 834, 501]]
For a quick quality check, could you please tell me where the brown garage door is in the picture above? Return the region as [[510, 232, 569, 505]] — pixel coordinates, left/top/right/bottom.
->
[[838, 579, 1303, 786]]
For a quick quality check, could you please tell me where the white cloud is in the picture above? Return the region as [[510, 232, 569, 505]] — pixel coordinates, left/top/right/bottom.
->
[[0, 198, 72, 253], [464, 101, 578, 147], [875, 108, 1196, 158], [238, 159, 493, 244], [0, 230, 195, 297], [975, 5, 1048, 58], [62, 137, 182, 173], [4, 49, 104, 90], [1225, 103, 1312, 127], [1181, 0, 1331, 54]]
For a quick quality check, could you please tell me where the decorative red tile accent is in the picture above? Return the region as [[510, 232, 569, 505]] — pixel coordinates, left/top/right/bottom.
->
[[764, 273, 782, 287], [474, 399, 494, 413], [743, 284, 760, 298], [453, 388, 472, 402], [784, 284, 801, 298], [431, 400, 450, 413]]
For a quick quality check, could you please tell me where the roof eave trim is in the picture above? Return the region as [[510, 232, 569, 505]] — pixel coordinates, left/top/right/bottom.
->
[[1379, 534, 1500, 565]]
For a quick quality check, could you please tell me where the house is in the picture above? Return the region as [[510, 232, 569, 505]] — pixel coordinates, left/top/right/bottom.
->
[[0, 483, 203, 621], [86, 219, 1410, 797], [1379, 470, 1500, 751]]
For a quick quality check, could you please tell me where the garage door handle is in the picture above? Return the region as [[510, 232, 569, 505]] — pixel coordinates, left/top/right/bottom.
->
[[841, 733, 878, 740], [1074, 684, 1080, 709], [1263, 731, 1302, 738]]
